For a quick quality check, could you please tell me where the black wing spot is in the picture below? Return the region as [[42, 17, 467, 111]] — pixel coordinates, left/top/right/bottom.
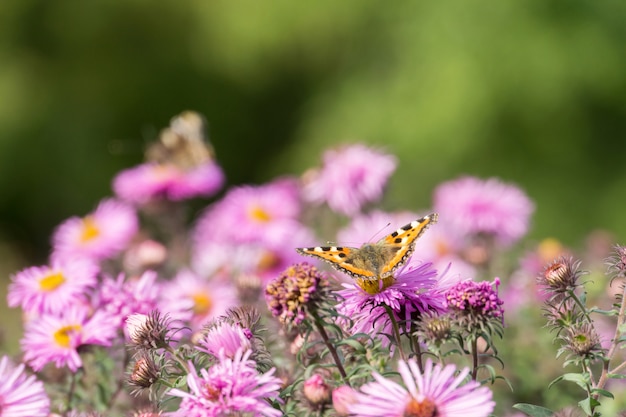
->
[[338, 253, 347, 258], [394, 238, 402, 244], [401, 224, 413, 231], [390, 231, 399, 237]]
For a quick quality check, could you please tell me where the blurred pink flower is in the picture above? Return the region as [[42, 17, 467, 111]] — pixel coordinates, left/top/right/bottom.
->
[[113, 162, 224, 204], [95, 271, 161, 329], [434, 176, 534, 247], [194, 177, 301, 245], [159, 269, 238, 331], [166, 350, 282, 417], [303, 144, 397, 216], [349, 358, 494, 417], [21, 306, 117, 372], [0, 355, 50, 417], [8, 257, 98, 315], [51, 198, 138, 261]]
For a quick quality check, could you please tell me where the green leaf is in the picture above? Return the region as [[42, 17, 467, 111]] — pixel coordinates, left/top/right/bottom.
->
[[548, 373, 589, 390], [608, 373, 626, 379], [589, 307, 617, 316], [591, 387, 614, 399], [512, 403, 554, 417]]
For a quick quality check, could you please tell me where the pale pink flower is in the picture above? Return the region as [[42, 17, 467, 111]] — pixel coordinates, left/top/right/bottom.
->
[[0, 355, 50, 417], [8, 257, 98, 315], [303, 144, 397, 216], [51, 198, 138, 261], [21, 306, 117, 372]]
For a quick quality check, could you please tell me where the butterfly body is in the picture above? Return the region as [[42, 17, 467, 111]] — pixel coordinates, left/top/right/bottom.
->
[[296, 213, 438, 281]]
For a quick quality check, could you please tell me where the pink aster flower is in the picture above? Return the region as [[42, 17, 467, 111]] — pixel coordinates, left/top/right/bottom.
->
[[8, 257, 98, 315], [113, 162, 224, 205], [303, 144, 397, 216], [196, 321, 253, 360], [166, 349, 282, 417], [349, 358, 494, 417], [0, 355, 50, 417], [51, 198, 138, 261], [336, 258, 443, 339], [95, 271, 161, 329], [159, 269, 238, 331], [21, 306, 118, 372], [194, 178, 301, 245], [433, 176, 534, 247]]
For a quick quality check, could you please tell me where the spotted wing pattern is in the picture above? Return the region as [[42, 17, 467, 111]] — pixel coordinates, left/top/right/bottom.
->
[[296, 213, 438, 280]]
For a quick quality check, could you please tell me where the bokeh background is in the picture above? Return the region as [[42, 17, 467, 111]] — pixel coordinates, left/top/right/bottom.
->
[[1, 1, 626, 413]]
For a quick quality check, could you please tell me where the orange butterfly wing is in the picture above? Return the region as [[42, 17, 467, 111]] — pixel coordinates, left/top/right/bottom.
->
[[296, 213, 438, 281], [295, 246, 378, 279], [378, 213, 438, 278]]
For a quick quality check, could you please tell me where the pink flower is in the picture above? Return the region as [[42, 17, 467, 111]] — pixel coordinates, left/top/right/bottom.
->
[[95, 271, 161, 329], [166, 349, 282, 417], [303, 144, 397, 216], [51, 198, 138, 261], [336, 258, 443, 340], [8, 258, 98, 315], [159, 269, 238, 331], [349, 358, 494, 417], [0, 355, 50, 417], [21, 306, 118, 372], [194, 178, 301, 245], [196, 321, 253, 360], [434, 176, 534, 246], [113, 162, 224, 204]]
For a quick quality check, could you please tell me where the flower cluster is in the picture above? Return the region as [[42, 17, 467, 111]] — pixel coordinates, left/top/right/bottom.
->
[[6, 112, 626, 416]]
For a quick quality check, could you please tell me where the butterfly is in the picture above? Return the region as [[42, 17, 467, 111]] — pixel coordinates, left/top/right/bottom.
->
[[146, 110, 215, 170], [296, 213, 438, 281]]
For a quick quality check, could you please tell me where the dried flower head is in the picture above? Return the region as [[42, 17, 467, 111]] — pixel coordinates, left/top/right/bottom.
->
[[538, 256, 585, 294], [560, 322, 604, 360], [127, 352, 161, 396], [415, 312, 453, 347], [126, 311, 171, 350], [606, 244, 626, 279], [265, 263, 328, 326]]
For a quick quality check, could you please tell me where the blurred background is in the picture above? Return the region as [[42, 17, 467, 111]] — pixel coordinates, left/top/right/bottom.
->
[[1, 0, 625, 267], [1, 1, 626, 413]]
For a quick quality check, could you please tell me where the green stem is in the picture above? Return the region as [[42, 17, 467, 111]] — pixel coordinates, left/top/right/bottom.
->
[[310, 309, 350, 386], [65, 368, 81, 413], [470, 336, 479, 381], [383, 304, 406, 361], [594, 281, 626, 393]]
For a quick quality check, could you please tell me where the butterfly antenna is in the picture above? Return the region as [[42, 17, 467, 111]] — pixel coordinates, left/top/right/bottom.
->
[[368, 222, 392, 243]]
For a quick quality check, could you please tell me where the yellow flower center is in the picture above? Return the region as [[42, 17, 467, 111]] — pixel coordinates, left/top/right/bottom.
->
[[403, 396, 437, 417], [192, 293, 213, 315], [257, 250, 280, 272], [80, 216, 100, 243], [53, 324, 82, 348], [249, 205, 272, 223], [39, 271, 66, 292], [355, 276, 395, 295]]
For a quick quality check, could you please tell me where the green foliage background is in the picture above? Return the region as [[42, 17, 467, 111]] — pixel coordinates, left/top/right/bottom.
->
[[1, 1, 625, 414], [1, 1, 625, 262]]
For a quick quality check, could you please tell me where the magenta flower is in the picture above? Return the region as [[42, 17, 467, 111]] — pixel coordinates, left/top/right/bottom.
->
[[336, 259, 442, 338], [196, 321, 253, 360], [51, 198, 138, 261], [159, 269, 238, 331], [445, 278, 505, 326], [8, 257, 98, 315], [95, 271, 161, 329], [0, 355, 50, 417], [194, 178, 301, 245], [349, 358, 494, 417], [113, 162, 224, 204], [166, 349, 282, 417], [433, 176, 534, 246], [303, 144, 397, 216], [20, 306, 118, 372]]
